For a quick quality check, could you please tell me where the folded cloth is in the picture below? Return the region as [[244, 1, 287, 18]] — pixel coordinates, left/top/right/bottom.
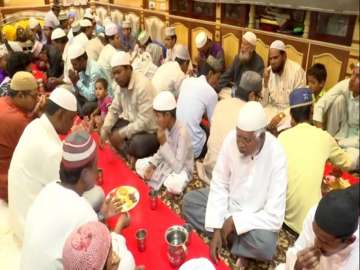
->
[[179, 258, 216, 270], [164, 170, 189, 194]]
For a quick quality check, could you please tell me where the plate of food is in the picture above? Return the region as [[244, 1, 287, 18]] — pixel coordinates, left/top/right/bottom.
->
[[109, 185, 140, 212]]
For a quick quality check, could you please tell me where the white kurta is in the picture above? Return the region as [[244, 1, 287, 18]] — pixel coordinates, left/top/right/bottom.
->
[[151, 61, 186, 98], [97, 43, 117, 80], [110, 232, 136, 270], [205, 130, 287, 234], [262, 59, 306, 111], [278, 207, 359, 270], [86, 37, 104, 61], [20, 182, 98, 270], [8, 115, 62, 241]]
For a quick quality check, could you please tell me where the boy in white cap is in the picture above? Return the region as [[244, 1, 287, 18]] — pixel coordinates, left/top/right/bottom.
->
[[195, 31, 224, 76], [176, 56, 222, 159], [28, 17, 46, 45], [120, 20, 136, 52], [262, 40, 306, 114], [47, 28, 68, 80], [8, 87, 78, 242], [135, 91, 193, 194], [182, 101, 287, 269], [68, 43, 109, 116], [98, 22, 122, 80], [20, 130, 122, 270], [0, 71, 46, 202], [163, 26, 178, 62], [151, 44, 190, 98], [101, 51, 158, 163], [218, 31, 264, 95], [313, 63, 359, 165]]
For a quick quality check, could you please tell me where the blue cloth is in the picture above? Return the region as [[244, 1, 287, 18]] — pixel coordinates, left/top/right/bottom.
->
[[76, 60, 110, 102], [119, 31, 136, 52], [289, 87, 313, 108]]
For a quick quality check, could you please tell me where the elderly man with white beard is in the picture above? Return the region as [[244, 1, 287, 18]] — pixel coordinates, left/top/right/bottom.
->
[[218, 32, 264, 96]]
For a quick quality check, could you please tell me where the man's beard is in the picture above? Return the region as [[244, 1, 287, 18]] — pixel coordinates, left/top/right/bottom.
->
[[239, 51, 252, 64], [272, 62, 285, 74]]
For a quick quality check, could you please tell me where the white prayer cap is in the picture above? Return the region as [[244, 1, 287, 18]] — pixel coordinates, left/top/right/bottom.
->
[[164, 26, 176, 37], [51, 28, 66, 40], [122, 20, 131, 29], [29, 17, 40, 29], [153, 91, 177, 111], [68, 43, 86, 60], [195, 31, 207, 49], [31, 40, 43, 57], [174, 44, 190, 60], [242, 31, 257, 47], [71, 21, 81, 32], [80, 19, 92, 28], [105, 22, 118, 36], [110, 51, 131, 68], [58, 11, 68, 21], [83, 12, 94, 21], [237, 101, 267, 131], [179, 258, 216, 270], [270, 40, 286, 52], [138, 30, 150, 46], [49, 87, 77, 112]]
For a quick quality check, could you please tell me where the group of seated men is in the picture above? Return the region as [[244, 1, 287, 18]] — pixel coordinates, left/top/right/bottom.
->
[[0, 3, 358, 270]]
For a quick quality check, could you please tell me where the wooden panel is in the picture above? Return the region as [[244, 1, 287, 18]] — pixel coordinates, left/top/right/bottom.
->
[[144, 15, 165, 42], [191, 27, 213, 64], [172, 22, 189, 47], [4, 0, 44, 6], [222, 33, 239, 68], [256, 38, 269, 67], [113, 0, 142, 7], [285, 44, 304, 66]]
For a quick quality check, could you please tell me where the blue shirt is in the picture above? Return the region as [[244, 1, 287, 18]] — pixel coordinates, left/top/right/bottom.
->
[[176, 76, 218, 158], [76, 60, 109, 101]]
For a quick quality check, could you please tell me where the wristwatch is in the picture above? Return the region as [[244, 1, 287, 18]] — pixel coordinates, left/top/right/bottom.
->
[[98, 212, 105, 222]]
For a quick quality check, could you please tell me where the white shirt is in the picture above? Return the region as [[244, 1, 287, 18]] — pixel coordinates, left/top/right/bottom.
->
[[262, 59, 306, 111], [111, 232, 136, 270], [97, 43, 117, 80], [205, 130, 287, 234], [20, 182, 98, 270], [152, 61, 186, 98], [86, 37, 104, 61], [176, 76, 218, 158], [8, 114, 62, 241], [279, 207, 359, 270]]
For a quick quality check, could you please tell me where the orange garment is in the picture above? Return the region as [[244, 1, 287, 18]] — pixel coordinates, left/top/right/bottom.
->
[[0, 96, 31, 202]]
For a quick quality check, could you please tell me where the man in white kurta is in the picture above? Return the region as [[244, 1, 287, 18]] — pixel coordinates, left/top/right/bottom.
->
[[8, 88, 77, 242], [262, 40, 306, 130], [151, 44, 190, 98], [183, 102, 287, 266], [313, 64, 359, 165], [277, 186, 359, 270]]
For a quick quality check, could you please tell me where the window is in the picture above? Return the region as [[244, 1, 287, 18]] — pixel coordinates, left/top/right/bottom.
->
[[221, 3, 249, 26], [309, 12, 356, 46], [169, 0, 215, 21]]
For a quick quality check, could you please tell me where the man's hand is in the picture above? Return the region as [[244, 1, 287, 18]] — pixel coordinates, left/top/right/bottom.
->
[[31, 94, 47, 117], [210, 229, 222, 264], [68, 69, 79, 85], [294, 246, 321, 270], [144, 164, 156, 181], [313, 120, 324, 130], [221, 216, 235, 247], [100, 191, 125, 219], [109, 131, 125, 149], [114, 212, 131, 234], [268, 112, 285, 130], [157, 128, 166, 145], [100, 128, 111, 149], [263, 66, 271, 88]]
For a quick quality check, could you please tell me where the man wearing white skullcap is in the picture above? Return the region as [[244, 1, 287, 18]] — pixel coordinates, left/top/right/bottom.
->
[[135, 91, 193, 194], [8, 86, 79, 242], [262, 39, 306, 122], [68, 43, 109, 117], [44, 4, 60, 30], [195, 31, 225, 76], [151, 44, 190, 98], [164, 26, 177, 61], [183, 101, 287, 268], [29, 17, 47, 45], [120, 20, 136, 52], [20, 130, 121, 269], [313, 63, 359, 167], [46, 28, 68, 80], [176, 55, 222, 158], [218, 31, 264, 96], [101, 51, 159, 162], [98, 22, 121, 80]]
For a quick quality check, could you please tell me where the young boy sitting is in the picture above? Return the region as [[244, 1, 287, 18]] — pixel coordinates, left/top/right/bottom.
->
[[307, 63, 327, 102], [135, 91, 194, 194], [91, 78, 112, 130]]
